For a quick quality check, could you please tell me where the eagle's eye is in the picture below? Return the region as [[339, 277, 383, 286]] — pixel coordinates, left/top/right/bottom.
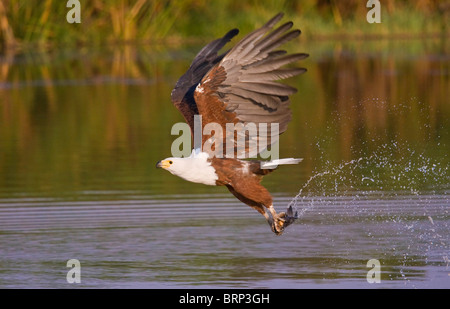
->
[[169, 161, 173, 164]]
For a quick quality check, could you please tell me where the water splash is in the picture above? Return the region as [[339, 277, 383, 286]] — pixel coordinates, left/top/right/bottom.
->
[[290, 143, 449, 215], [288, 143, 449, 286], [288, 156, 375, 217]]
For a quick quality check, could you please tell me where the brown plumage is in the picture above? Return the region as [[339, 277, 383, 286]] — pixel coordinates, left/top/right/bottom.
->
[[158, 13, 308, 235]]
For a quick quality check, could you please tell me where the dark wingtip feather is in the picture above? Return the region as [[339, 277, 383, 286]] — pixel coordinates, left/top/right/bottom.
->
[[225, 28, 240, 40]]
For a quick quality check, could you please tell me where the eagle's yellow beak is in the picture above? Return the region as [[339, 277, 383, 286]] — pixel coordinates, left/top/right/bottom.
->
[[156, 160, 171, 169]]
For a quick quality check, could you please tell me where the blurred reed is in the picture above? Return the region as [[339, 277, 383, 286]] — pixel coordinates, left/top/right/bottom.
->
[[0, 0, 448, 50]]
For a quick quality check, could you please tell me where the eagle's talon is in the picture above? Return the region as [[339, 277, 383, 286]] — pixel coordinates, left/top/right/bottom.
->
[[270, 222, 284, 235], [268, 206, 298, 234], [267, 213, 287, 235]]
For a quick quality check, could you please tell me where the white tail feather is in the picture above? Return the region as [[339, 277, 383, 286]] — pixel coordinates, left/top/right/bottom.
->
[[260, 158, 303, 169]]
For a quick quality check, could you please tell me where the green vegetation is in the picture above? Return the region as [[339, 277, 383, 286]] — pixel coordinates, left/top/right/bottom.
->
[[0, 1, 449, 197], [0, 0, 448, 50]]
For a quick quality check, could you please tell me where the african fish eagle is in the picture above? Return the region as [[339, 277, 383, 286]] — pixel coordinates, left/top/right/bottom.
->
[[157, 13, 308, 235]]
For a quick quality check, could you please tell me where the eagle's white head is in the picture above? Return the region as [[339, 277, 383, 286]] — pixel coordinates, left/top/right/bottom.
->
[[156, 150, 218, 186]]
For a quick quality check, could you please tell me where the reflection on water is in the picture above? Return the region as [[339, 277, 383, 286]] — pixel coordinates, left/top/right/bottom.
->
[[0, 38, 449, 288]]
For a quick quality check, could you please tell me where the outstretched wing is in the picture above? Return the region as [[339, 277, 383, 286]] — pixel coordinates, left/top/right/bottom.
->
[[171, 28, 239, 131], [194, 13, 308, 158]]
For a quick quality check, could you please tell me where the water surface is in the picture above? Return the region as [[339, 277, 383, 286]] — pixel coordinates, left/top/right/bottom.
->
[[0, 38, 449, 288]]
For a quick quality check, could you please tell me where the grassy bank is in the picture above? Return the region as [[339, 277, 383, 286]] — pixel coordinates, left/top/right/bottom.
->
[[0, 0, 449, 50]]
